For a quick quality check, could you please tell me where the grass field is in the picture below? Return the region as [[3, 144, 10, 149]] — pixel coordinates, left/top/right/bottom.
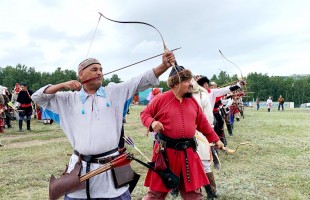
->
[[0, 106, 309, 200]]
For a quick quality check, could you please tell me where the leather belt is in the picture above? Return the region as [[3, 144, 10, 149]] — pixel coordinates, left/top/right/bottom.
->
[[74, 148, 118, 164], [156, 133, 196, 150]]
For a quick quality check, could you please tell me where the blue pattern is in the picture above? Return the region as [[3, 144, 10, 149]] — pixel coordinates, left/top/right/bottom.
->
[[44, 109, 60, 124], [79, 86, 107, 104]]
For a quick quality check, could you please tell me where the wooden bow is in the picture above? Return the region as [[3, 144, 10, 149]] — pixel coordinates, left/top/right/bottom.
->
[[195, 134, 253, 154], [219, 50, 247, 94], [222, 142, 253, 154], [219, 50, 244, 81]]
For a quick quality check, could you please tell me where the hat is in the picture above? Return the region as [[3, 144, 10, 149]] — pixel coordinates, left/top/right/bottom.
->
[[210, 82, 217, 86], [78, 58, 101, 73], [197, 76, 210, 86], [152, 88, 161, 96], [21, 83, 27, 87], [167, 66, 193, 88], [169, 66, 185, 77]]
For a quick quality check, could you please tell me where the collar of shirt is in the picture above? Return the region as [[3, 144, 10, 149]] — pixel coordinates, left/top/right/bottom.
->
[[79, 86, 106, 104]]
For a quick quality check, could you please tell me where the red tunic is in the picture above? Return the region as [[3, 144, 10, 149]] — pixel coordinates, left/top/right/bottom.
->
[[140, 90, 220, 192]]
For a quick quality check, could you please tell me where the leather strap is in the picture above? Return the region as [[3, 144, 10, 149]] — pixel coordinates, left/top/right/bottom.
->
[[156, 133, 196, 150], [86, 162, 91, 199], [74, 148, 118, 164]]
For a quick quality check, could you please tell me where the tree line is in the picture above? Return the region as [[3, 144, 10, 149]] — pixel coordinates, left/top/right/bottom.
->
[[1, 64, 309, 107]]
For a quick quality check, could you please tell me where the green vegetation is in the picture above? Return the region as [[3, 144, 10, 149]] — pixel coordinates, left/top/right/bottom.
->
[[0, 65, 122, 92], [1, 64, 310, 106], [0, 106, 309, 199]]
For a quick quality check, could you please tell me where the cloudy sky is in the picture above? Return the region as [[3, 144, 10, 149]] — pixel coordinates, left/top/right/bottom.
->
[[1, 0, 309, 81]]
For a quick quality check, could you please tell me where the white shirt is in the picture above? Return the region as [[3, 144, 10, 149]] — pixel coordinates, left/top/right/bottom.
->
[[208, 86, 231, 109], [32, 69, 159, 198], [267, 99, 273, 108], [193, 90, 213, 160]]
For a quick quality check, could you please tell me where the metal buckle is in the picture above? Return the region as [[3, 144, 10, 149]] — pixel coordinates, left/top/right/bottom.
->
[[159, 140, 166, 151]]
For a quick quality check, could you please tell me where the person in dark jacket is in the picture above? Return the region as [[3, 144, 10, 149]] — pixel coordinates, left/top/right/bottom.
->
[[17, 83, 33, 132]]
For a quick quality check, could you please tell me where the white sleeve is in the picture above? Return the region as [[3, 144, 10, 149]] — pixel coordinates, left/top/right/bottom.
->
[[31, 84, 71, 114], [105, 69, 159, 114], [212, 86, 231, 97]]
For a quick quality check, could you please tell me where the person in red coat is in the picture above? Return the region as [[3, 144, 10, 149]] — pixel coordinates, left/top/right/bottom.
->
[[140, 66, 224, 200]]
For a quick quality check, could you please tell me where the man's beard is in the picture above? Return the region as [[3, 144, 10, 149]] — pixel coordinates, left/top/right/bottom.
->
[[183, 92, 193, 98]]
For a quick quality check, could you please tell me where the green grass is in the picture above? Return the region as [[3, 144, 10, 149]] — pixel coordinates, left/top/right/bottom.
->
[[0, 106, 309, 200]]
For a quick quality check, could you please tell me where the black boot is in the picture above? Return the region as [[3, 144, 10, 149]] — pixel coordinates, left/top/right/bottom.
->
[[26, 120, 31, 131], [211, 147, 220, 170], [226, 124, 233, 136], [204, 184, 216, 199], [19, 120, 23, 132], [206, 172, 217, 198]]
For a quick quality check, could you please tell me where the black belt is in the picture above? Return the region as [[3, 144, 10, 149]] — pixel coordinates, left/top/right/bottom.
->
[[74, 148, 118, 164], [156, 133, 196, 150], [155, 133, 197, 183], [74, 148, 118, 199]]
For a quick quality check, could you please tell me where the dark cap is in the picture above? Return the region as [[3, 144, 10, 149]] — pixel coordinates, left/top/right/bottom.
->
[[197, 76, 210, 86], [21, 83, 28, 87], [169, 66, 185, 77], [167, 66, 193, 88]]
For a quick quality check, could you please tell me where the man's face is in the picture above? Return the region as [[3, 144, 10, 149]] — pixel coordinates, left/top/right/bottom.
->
[[176, 78, 193, 98], [20, 85, 27, 91], [210, 84, 217, 89], [79, 64, 103, 88], [202, 82, 209, 90]]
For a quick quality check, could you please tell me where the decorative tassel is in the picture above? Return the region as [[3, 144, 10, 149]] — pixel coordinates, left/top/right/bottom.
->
[[106, 102, 110, 107], [81, 108, 85, 114]]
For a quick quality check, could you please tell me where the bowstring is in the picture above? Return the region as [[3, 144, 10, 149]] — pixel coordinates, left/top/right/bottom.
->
[[218, 50, 247, 94], [97, 12, 181, 135], [83, 13, 151, 158], [219, 50, 243, 80], [85, 14, 102, 58]]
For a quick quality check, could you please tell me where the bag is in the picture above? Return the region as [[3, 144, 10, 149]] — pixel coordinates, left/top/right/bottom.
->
[[49, 162, 85, 200], [156, 168, 180, 189], [111, 164, 140, 192]]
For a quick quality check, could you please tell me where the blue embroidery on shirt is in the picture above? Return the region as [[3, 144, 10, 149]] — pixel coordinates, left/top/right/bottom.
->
[[106, 102, 110, 107], [44, 109, 60, 124], [79, 86, 106, 104], [123, 98, 132, 117]]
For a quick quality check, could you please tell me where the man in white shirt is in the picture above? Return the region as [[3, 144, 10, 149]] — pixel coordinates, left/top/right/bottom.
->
[[267, 97, 273, 112], [32, 52, 176, 200]]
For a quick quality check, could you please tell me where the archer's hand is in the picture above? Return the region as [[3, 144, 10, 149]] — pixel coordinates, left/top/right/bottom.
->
[[62, 80, 82, 91], [151, 121, 164, 133], [194, 75, 202, 81], [215, 140, 224, 149], [162, 51, 175, 68], [239, 80, 246, 87]]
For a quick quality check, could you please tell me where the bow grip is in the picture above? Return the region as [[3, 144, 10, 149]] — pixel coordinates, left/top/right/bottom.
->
[[164, 46, 177, 67]]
